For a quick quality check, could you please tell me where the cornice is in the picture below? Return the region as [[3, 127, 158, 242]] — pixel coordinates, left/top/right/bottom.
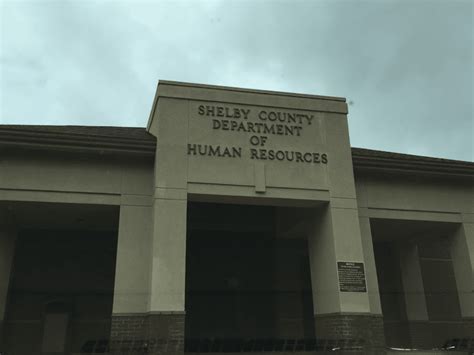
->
[[0, 126, 156, 156], [352, 150, 474, 179], [157, 80, 347, 102]]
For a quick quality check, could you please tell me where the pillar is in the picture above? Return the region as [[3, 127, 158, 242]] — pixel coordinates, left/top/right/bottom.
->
[[0, 208, 16, 347], [110, 195, 186, 355], [145, 191, 186, 355], [398, 243, 431, 348], [144, 96, 189, 355], [450, 221, 474, 339], [358, 216, 382, 315], [308, 202, 385, 353], [110, 202, 153, 353]]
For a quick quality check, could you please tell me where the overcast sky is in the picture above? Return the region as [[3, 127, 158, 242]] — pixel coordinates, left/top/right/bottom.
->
[[1, 0, 472, 161]]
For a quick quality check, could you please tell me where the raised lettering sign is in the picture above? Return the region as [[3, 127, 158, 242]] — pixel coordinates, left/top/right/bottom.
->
[[188, 104, 328, 164]]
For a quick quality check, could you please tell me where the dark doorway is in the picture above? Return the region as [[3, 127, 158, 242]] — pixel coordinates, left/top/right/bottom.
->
[[371, 218, 464, 350], [3, 229, 117, 354], [185, 202, 314, 340]]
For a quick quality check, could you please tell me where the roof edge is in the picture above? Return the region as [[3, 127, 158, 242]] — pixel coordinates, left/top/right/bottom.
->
[[157, 80, 347, 102], [352, 147, 474, 178], [1, 125, 472, 178], [0, 125, 156, 157]]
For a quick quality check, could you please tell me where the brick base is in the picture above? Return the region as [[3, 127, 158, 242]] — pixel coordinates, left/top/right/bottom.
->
[[110, 312, 185, 355], [314, 313, 385, 354]]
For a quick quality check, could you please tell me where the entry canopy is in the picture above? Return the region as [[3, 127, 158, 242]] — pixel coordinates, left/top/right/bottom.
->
[[147, 81, 355, 204]]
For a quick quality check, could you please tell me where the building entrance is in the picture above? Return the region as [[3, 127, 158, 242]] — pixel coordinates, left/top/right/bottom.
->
[[1, 202, 119, 355], [371, 218, 466, 350], [185, 202, 314, 342]]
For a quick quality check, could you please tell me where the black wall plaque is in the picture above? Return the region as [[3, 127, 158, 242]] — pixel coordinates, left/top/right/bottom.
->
[[337, 261, 367, 292]]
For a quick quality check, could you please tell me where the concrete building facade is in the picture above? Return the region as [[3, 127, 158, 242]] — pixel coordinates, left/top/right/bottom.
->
[[0, 81, 472, 354]]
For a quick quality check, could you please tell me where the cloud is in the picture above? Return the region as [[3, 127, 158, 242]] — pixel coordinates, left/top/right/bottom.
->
[[1, 0, 472, 160]]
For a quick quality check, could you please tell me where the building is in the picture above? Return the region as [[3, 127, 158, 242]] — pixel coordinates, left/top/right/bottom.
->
[[0, 81, 472, 354]]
